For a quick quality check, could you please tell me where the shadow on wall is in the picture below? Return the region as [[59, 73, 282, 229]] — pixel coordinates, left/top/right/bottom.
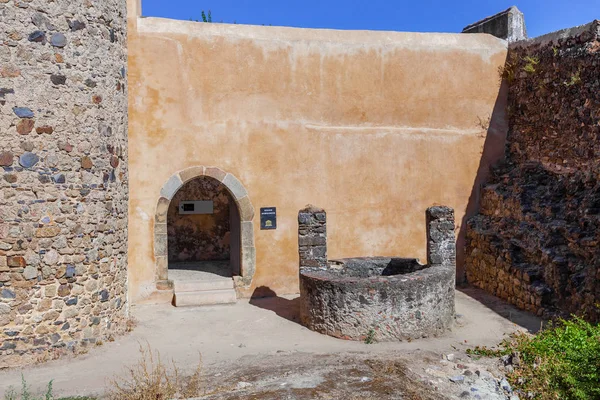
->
[[457, 80, 509, 283], [249, 286, 301, 324]]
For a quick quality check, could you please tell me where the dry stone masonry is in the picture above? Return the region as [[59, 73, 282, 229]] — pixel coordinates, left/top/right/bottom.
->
[[466, 21, 600, 321], [0, 0, 128, 367], [299, 206, 456, 342]]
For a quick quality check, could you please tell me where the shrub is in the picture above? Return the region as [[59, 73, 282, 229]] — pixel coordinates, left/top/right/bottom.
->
[[107, 343, 203, 400], [469, 317, 600, 399]]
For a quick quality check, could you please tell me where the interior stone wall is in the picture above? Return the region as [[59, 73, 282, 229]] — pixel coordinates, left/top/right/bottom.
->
[[167, 177, 231, 263], [466, 22, 600, 321], [0, 0, 128, 367]]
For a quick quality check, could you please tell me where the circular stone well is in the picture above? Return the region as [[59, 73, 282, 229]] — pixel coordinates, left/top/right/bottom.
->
[[299, 257, 455, 341]]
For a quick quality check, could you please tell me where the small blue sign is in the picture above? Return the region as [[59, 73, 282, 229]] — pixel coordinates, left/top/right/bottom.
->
[[260, 207, 277, 230]]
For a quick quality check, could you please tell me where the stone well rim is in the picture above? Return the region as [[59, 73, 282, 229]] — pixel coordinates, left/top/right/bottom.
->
[[299, 256, 453, 284]]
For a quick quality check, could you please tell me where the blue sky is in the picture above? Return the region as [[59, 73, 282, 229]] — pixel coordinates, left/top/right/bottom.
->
[[141, 0, 598, 38]]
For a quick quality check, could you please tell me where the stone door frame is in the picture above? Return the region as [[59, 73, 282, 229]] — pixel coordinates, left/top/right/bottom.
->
[[154, 166, 256, 290]]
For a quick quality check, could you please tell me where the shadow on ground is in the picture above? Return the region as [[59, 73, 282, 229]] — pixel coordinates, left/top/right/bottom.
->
[[249, 285, 543, 335], [249, 286, 301, 324], [459, 285, 542, 334]]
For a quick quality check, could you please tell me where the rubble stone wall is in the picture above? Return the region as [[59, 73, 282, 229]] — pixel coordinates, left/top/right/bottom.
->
[[466, 21, 600, 321], [167, 177, 232, 263], [0, 0, 128, 367], [298, 205, 327, 271]]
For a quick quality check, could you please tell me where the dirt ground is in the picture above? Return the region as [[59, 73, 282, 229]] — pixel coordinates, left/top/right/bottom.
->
[[196, 349, 518, 400], [0, 287, 540, 399]]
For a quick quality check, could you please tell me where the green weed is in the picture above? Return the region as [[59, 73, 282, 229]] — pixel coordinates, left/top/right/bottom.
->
[[3, 375, 95, 400], [498, 61, 516, 83], [564, 70, 582, 86], [522, 55, 539, 74], [364, 328, 377, 345], [4, 375, 53, 400], [470, 317, 600, 399]]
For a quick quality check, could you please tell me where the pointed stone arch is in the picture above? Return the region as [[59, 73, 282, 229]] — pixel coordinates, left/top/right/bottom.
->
[[154, 166, 255, 291]]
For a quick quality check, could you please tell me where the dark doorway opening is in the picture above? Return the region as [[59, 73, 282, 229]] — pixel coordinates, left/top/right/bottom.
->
[[167, 176, 241, 281]]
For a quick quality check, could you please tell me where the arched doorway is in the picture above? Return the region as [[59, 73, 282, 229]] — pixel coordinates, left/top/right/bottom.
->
[[167, 175, 238, 279], [154, 167, 255, 303]]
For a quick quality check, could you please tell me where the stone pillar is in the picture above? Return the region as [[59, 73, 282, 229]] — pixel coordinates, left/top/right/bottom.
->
[[298, 205, 327, 270], [426, 206, 456, 268], [0, 0, 128, 367]]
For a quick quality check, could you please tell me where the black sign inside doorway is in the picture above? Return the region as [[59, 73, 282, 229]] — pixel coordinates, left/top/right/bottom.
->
[[260, 207, 277, 230]]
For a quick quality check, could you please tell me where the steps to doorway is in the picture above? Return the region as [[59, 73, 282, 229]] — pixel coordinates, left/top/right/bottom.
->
[[170, 268, 237, 307]]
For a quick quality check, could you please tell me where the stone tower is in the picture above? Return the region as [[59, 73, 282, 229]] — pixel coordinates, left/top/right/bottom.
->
[[0, 0, 128, 367]]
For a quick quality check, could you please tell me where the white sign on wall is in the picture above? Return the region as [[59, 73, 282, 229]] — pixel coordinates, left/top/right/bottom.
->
[[178, 201, 214, 215]]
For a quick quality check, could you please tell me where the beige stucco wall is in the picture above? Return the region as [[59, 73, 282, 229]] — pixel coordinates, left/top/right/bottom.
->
[[127, 1, 508, 302]]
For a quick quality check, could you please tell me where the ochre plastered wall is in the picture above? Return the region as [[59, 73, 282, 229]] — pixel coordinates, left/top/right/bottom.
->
[[127, 4, 509, 302]]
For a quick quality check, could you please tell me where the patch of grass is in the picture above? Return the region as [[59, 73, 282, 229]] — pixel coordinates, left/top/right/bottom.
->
[[3, 375, 96, 400], [107, 343, 203, 400], [564, 70, 582, 87], [470, 317, 600, 399], [466, 345, 510, 358], [364, 328, 377, 345], [522, 55, 539, 74], [498, 61, 516, 83], [498, 51, 519, 84], [4, 376, 53, 400]]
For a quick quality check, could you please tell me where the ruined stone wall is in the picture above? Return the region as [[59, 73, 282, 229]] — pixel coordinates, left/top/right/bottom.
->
[[466, 21, 600, 321], [0, 0, 128, 367], [298, 205, 327, 270], [167, 177, 231, 263]]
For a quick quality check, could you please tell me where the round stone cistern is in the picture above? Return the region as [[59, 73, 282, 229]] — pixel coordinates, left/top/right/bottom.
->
[[298, 206, 456, 342]]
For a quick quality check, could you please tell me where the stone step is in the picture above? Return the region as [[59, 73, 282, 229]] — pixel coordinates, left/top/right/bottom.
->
[[173, 289, 237, 307], [173, 279, 234, 292]]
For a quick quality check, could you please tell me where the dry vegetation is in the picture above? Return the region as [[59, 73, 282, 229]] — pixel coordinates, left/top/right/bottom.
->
[[107, 343, 203, 400]]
